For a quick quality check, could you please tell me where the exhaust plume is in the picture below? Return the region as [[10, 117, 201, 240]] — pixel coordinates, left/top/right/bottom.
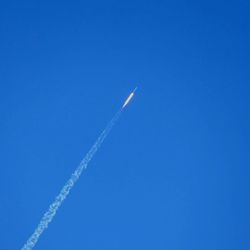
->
[[21, 110, 122, 250]]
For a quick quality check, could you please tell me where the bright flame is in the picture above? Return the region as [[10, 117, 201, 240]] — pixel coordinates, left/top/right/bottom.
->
[[122, 93, 134, 108], [122, 87, 137, 108]]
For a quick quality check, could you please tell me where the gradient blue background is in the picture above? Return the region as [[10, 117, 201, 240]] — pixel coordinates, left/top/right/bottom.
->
[[1, 0, 249, 249]]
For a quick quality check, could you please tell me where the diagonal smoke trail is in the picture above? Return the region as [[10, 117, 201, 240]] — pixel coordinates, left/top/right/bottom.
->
[[21, 110, 122, 250]]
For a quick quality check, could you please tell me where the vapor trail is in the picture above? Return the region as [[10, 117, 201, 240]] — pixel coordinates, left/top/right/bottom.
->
[[21, 110, 122, 250]]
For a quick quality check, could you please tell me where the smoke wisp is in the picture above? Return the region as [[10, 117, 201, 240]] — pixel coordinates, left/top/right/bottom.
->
[[21, 110, 122, 250]]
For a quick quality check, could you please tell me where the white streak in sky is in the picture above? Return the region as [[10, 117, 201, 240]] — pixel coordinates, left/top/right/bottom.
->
[[21, 110, 122, 250]]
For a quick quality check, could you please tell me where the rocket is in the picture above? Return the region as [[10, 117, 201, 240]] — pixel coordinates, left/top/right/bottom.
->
[[122, 87, 138, 109]]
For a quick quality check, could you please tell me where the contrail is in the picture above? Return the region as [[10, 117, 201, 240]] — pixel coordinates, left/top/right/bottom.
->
[[21, 87, 137, 250], [21, 110, 122, 250]]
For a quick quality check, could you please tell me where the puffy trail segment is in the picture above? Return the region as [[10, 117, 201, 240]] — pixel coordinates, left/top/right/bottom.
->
[[21, 110, 122, 250]]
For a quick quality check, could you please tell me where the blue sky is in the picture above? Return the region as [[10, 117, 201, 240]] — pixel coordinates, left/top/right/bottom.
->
[[0, 0, 250, 249]]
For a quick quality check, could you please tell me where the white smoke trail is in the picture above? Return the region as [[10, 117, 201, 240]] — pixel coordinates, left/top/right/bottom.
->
[[21, 110, 122, 250]]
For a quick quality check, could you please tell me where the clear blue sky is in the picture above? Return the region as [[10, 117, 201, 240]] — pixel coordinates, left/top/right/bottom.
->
[[1, 0, 249, 249]]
